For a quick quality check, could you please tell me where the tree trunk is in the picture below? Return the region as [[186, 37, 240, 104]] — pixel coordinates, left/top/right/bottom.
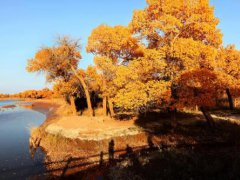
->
[[195, 105, 199, 112], [91, 92, 96, 116], [108, 98, 115, 117], [226, 88, 234, 110], [70, 66, 94, 116], [102, 78, 108, 116], [170, 108, 177, 128], [70, 96, 77, 115], [103, 96, 107, 116], [200, 107, 215, 128]]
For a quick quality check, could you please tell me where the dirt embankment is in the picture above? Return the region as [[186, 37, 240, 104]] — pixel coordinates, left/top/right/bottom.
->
[[28, 99, 149, 177], [30, 99, 144, 140], [1, 105, 16, 109], [28, 99, 240, 178], [29, 99, 146, 144]]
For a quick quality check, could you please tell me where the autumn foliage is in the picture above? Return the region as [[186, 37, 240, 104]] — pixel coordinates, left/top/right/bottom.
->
[[26, 0, 240, 126], [0, 88, 53, 99]]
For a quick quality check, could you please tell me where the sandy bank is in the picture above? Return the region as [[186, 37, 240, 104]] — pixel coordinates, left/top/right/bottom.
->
[[45, 116, 143, 140], [1, 105, 16, 109], [29, 99, 144, 141], [28, 99, 148, 177], [31, 100, 56, 116]]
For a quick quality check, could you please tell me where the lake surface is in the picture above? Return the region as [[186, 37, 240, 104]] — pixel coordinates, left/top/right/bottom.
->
[[0, 100, 47, 179]]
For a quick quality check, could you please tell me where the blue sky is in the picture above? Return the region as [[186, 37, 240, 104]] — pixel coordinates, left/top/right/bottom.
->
[[0, 0, 239, 94]]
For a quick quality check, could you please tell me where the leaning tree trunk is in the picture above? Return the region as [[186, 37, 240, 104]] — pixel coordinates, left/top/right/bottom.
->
[[70, 66, 94, 116], [70, 96, 77, 115], [103, 96, 108, 116], [200, 106, 215, 128], [226, 88, 234, 110], [108, 97, 115, 117]]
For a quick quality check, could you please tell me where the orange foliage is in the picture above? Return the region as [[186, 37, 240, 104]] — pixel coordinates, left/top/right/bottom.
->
[[217, 45, 240, 88], [130, 0, 222, 48], [86, 25, 143, 62], [13, 88, 53, 99], [27, 37, 80, 82], [25, 0, 240, 119], [176, 69, 221, 109]]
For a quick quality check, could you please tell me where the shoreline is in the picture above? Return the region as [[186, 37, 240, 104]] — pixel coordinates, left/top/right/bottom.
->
[[5, 99, 240, 178], [0, 98, 146, 142], [26, 99, 149, 177], [28, 99, 146, 141]]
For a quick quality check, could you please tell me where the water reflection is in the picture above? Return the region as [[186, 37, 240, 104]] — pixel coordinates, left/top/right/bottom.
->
[[29, 145, 37, 160], [0, 101, 46, 179]]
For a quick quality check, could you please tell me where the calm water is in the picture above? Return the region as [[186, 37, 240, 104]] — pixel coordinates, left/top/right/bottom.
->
[[0, 100, 46, 179]]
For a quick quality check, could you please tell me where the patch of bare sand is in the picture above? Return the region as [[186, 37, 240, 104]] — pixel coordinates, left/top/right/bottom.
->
[[23, 98, 73, 130], [28, 99, 143, 140], [30, 99, 62, 116], [45, 116, 143, 140]]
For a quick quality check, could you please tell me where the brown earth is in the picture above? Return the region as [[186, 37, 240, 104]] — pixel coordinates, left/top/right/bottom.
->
[[27, 99, 240, 178], [1, 105, 16, 109], [27, 99, 149, 177]]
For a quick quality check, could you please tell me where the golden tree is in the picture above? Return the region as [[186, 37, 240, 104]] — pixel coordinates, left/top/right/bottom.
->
[[129, 0, 223, 123], [87, 25, 143, 116], [176, 69, 221, 127], [113, 49, 171, 113], [53, 74, 85, 115], [87, 25, 143, 61], [216, 45, 240, 110], [130, 0, 222, 48], [27, 36, 94, 116]]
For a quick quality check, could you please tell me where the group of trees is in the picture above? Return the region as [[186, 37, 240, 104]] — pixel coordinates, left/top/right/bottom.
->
[[0, 94, 10, 98], [0, 88, 53, 99], [14, 88, 53, 99], [27, 0, 240, 126]]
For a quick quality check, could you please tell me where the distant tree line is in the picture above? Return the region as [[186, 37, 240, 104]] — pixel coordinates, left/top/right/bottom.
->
[[0, 88, 53, 99]]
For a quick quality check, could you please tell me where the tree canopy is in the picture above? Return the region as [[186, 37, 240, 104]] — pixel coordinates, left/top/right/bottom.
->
[[26, 0, 240, 126]]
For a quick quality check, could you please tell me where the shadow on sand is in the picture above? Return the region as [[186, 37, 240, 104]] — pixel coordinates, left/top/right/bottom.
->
[[7, 110, 240, 179]]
